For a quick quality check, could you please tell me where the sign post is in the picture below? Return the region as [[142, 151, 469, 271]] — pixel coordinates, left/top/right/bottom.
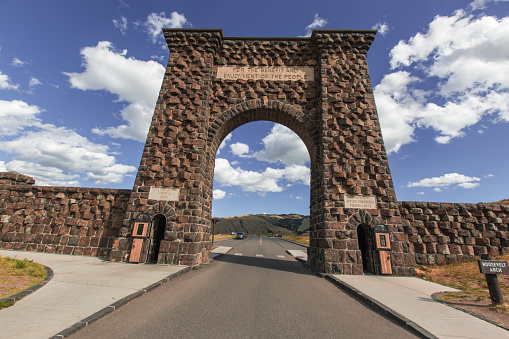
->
[[477, 254, 509, 305], [211, 218, 216, 247]]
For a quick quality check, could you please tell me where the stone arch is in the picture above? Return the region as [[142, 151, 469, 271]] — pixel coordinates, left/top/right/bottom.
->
[[112, 29, 404, 275], [346, 209, 382, 230], [348, 211, 383, 274], [203, 100, 320, 252], [207, 99, 319, 162]]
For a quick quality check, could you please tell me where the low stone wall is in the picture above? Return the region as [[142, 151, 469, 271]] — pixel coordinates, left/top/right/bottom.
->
[[0, 172, 131, 257], [1, 171, 508, 272], [399, 201, 509, 266]]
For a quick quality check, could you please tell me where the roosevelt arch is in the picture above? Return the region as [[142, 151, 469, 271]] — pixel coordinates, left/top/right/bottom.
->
[[111, 29, 406, 275]]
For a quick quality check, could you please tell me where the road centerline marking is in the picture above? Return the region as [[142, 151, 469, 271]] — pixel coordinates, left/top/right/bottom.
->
[[234, 253, 243, 256], [256, 254, 263, 257]]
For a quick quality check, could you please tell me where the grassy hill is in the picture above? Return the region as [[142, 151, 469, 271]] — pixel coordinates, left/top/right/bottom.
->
[[213, 214, 310, 236], [494, 199, 509, 205]]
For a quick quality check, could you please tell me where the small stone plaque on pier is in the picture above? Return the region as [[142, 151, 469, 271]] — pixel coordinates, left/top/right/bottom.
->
[[217, 66, 314, 81], [148, 187, 180, 201], [344, 194, 377, 209]]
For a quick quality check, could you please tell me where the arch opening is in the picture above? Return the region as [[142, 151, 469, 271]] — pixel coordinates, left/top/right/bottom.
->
[[148, 214, 167, 264], [357, 224, 375, 274], [210, 119, 312, 245]]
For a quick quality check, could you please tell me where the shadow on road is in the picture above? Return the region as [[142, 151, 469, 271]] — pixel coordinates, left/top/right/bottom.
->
[[214, 253, 314, 276]]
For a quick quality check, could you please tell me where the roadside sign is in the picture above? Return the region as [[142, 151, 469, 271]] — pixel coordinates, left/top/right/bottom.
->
[[478, 260, 509, 275], [478, 254, 507, 305]]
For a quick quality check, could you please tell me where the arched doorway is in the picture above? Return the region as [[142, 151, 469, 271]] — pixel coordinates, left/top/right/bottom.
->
[[357, 224, 375, 274], [148, 214, 166, 263]]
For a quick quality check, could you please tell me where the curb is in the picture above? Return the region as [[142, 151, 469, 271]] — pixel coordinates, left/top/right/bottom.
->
[[278, 237, 309, 247], [431, 292, 509, 331], [324, 275, 437, 339], [0, 265, 54, 305], [48, 266, 192, 338], [211, 247, 232, 260]]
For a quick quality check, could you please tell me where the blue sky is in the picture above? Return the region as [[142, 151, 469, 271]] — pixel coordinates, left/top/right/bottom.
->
[[1, 0, 508, 217]]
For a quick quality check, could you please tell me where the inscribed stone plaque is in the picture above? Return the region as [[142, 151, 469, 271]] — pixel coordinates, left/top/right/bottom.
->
[[344, 194, 377, 209], [217, 66, 314, 81], [148, 187, 180, 201]]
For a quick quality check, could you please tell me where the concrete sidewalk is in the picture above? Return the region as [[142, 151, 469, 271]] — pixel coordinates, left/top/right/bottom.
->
[[0, 250, 189, 339], [328, 274, 509, 339], [2, 248, 508, 339]]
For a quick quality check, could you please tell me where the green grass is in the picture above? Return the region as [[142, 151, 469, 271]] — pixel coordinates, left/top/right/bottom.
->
[[0, 255, 46, 307]]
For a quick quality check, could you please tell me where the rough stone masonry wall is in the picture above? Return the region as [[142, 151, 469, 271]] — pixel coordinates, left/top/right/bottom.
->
[[311, 31, 405, 275], [111, 29, 407, 275], [2, 170, 509, 273], [0, 172, 131, 257], [400, 201, 509, 266]]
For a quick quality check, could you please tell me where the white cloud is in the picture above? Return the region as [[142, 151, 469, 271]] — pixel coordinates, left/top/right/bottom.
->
[[151, 55, 165, 62], [407, 173, 481, 190], [213, 189, 226, 200], [458, 182, 480, 189], [375, 10, 509, 153], [29, 77, 42, 88], [11, 58, 27, 67], [113, 16, 128, 35], [0, 100, 41, 136], [3, 160, 80, 186], [251, 124, 310, 165], [374, 71, 419, 153], [372, 22, 389, 36], [282, 164, 310, 185], [230, 142, 249, 157], [470, 0, 509, 10], [301, 14, 327, 37], [217, 133, 232, 155], [0, 71, 19, 90], [144, 12, 190, 44], [0, 123, 137, 185], [214, 158, 285, 194], [214, 158, 310, 195], [64, 41, 165, 141]]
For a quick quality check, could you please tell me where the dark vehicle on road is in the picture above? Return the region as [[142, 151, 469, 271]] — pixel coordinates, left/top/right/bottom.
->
[[235, 232, 247, 239]]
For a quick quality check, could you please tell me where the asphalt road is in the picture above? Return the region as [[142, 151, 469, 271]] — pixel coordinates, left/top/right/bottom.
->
[[70, 237, 417, 338]]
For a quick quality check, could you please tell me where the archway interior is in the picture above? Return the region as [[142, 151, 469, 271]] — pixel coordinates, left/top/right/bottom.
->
[[210, 120, 311, 241], [357, 224, 376, 274], [148, 214, 167, 263]]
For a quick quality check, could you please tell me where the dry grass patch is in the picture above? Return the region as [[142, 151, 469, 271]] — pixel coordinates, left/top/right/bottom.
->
[[416, 254, 509, 326], [212, 234, 235, 241], [282, 235, 309, 245], [0, 255, 46, 306]]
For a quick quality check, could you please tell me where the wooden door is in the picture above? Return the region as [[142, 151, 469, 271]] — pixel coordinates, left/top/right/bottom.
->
[[129, 222, 148, 263], [375, 233, 392, 275]]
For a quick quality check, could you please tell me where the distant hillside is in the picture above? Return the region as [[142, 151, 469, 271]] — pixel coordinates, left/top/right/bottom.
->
[[490, 198, 508, 205], [213, 214, 310, 236]]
